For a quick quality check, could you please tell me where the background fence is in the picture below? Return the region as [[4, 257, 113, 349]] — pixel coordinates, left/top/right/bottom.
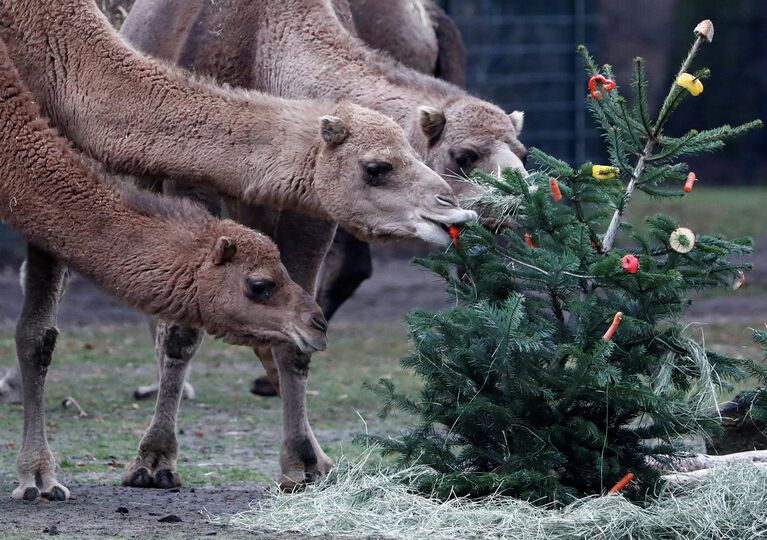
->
[[441, 0, 766, 180], [1, 0, 764, 265]]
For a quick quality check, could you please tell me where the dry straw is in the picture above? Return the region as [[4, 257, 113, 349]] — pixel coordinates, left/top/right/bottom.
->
[[210, 452, 767, 539]]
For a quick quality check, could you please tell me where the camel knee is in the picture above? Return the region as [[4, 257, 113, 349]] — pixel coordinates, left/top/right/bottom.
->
[[159, 324, 203, 363], [15, 324, 58, 370], [280, 350, 312, 376]]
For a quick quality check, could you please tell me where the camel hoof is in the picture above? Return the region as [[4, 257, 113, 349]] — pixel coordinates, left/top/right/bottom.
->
[[0, 371, 22, 404], [42, 484, 70, 501], [250, 376, 278, 397], [278, 477, 307, 493], [133, 383, 196, 401], [154, 469, 182, 489], [181, 382, 196, 401], [133, 385, 157, 401], [122, 466, 154, 488], [17, 486, 40, 501]]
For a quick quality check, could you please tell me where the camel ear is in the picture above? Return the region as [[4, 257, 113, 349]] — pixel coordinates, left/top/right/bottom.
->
[[509, 111, 525, 135], [212, 236, 237, 265], [320, 115, 349, 146], [418, 106, 446, 143]]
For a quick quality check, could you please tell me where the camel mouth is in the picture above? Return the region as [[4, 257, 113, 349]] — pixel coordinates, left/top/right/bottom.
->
[[214, 328, 289, 348], [286, 324, 328, 354], [214, 326, 325, 353], [416, 209, 477, 246]]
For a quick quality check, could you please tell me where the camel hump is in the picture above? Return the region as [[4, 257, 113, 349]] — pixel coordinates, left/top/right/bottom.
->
[[117, 182, 211, 223], [426, 2, 466, 87]]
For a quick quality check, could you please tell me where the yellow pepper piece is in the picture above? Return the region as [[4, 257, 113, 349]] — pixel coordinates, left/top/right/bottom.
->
[[676, 73, 704, 96], [592, 165, 620, 180]]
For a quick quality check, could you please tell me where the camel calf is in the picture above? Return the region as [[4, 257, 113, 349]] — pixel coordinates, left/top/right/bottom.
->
[[0, 36, 327, 501]]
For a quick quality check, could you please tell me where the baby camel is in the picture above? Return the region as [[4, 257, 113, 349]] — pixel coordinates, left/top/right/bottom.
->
[[0, 0, 475, 490], [0, 37, 326, 501]]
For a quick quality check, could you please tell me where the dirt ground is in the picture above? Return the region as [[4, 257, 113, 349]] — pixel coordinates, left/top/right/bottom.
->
[[0, 243, 765, 539], [0, 485, 273, 539]]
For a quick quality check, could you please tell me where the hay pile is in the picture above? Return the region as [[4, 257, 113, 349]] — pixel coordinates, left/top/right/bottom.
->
[[210, 454, 767, 539]]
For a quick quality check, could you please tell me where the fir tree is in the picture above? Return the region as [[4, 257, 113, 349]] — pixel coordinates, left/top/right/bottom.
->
[[364, 20, 762, 503]]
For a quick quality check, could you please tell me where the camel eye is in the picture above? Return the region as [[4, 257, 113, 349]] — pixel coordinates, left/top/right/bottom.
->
[[361, 160, 393, 186], [245, 277, 276, 303], [452, 148, 480, 170]]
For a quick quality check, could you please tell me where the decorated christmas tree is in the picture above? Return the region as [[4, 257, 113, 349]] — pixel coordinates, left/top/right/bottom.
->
[[365, 20, 762, 503]]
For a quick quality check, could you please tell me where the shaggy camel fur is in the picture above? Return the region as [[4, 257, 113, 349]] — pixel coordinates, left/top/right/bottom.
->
[[346, 0, 466, 86], [122, 0, 526, 487], [0, 37, 328, 501], [0, 0, 475, 490]]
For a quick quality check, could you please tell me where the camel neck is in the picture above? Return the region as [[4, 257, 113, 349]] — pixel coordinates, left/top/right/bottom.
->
[[0, 0, 319, 219]]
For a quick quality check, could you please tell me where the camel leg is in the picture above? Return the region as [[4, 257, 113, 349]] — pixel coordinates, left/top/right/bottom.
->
[[316, 228, 373, 320], [252, 228, 372, 397], [272, 344, 333, 489], [12, 246, 68, 501], [131, 179, 219, 401], [124, 322, 203, 489], [133, 317, 196, 401], [250, 209, 336, 486], [251, 346, 282, 397]]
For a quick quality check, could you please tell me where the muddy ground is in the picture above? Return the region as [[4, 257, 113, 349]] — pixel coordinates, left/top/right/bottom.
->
[[0, 244, 765, 539]]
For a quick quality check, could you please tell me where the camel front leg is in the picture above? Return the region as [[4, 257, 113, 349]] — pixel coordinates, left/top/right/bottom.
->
[[12, 246, 69, 501], [123, 322, 203, 489], [272, 344, 333, 489], [252, 346, 281, 397], [253, 209, 336, 488], [133, 317, 196, 401]]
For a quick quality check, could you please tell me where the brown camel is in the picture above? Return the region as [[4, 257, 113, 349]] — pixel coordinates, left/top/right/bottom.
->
[[121, 0, 527, 488], [0, 0, 476, 490], [346, 0, 466, 86], [315, 0, 468, 348], [0, 36, 327, 501]]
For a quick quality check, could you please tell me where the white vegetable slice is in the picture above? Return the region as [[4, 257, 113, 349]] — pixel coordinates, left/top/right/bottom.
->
[[669, 227, 696, 253]]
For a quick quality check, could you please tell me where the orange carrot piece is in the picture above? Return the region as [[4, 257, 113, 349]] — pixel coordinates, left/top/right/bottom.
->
[[602, 312, 623, 341], [524, 233, 535, 248], [448, 225, 460, 247], [607, 472, 634, 494], [684, 172, 697, 193], [549, 178, 562, 202]]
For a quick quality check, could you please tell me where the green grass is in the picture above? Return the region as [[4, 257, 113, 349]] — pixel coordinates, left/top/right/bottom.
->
[[624, 187, 767, 239], [1, 317, 763, 493], [0, 322, 419, 490]]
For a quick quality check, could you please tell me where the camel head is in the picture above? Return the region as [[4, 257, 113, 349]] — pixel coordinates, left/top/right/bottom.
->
[[415, 97, 528, 197], [313, 103, 477, 246], [195, 223, 327, 353]]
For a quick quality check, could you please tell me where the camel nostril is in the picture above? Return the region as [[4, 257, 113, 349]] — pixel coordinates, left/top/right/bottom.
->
[[311, 316, 328, 333], [435, 194, 458, 208]]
